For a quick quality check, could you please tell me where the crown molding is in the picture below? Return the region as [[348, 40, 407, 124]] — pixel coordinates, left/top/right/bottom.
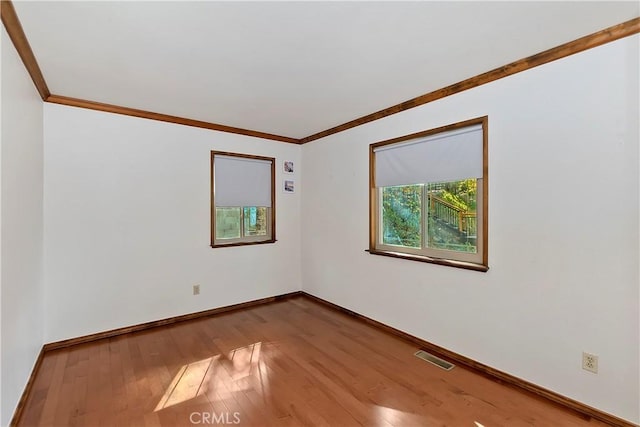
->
[[45, 95, 301, 144], [2, 0, 300, 144], [2, 0, 638, 145], [300, 17, 640, 144], [1, 0, 50, 100]]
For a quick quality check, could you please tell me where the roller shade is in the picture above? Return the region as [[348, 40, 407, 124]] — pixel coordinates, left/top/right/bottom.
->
[[214, 155, 272, 207], [374, 124, 483, 187]]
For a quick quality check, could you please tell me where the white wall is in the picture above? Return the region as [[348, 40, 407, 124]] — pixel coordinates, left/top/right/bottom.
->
[[0, 27, 45, 426], [301, 35, 639, 423], [43, 104, 302, 342]]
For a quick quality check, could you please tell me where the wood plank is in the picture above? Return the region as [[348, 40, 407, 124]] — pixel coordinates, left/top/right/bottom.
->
[[14, 296, 638, 427], [302, 292, 636, 427]]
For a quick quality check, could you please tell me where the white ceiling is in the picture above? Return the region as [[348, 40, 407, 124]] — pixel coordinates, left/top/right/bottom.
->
[[13, 1, 640, 139]]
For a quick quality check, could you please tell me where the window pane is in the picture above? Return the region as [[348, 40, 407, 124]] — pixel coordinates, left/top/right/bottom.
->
[[243, 207, 268, 236], [215, 207, 241, 239], [381, 185, 422, 248], [427, 179, 477, 253]]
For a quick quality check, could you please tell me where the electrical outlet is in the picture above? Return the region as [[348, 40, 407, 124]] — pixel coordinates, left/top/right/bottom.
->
[[193, 284, 200, 295], [582, 352, 598, 374]]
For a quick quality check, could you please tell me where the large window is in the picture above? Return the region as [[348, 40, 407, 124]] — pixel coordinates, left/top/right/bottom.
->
[[369, 117, 488, 271], [211, 151, 275, 247]]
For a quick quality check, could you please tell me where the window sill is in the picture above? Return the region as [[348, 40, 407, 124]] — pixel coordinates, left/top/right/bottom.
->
[[211, 239, 276, 249], [366, 249, 488, 272]]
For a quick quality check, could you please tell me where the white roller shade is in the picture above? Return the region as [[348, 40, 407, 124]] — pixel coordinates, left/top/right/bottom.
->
[[214, 155, 272, 207], [374, 124, 483, 187]]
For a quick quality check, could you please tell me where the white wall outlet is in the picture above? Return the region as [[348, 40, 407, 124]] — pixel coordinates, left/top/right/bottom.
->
[[582, 352, 598, 373], [193, 284, 200, 295]]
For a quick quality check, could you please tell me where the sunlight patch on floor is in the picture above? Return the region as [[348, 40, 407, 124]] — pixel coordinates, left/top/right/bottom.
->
[[373, 404, 430, 425], [154, 342, 264, 411]]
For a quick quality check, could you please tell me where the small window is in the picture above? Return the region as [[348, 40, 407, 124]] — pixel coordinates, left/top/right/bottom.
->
[[211, 151, 275, 247], [369, 117, 488, 271]]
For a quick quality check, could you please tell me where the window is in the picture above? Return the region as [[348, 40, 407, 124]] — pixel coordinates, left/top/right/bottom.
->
[[369, 117, 488, 271], [211, 151, 275, 247]]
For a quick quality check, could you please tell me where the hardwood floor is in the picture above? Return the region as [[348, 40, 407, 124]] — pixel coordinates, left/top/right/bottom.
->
[[18, 296, 610, 426]]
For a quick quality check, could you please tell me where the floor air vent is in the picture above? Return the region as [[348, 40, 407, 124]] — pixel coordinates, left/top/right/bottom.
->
[[414, 350, 455, 371]]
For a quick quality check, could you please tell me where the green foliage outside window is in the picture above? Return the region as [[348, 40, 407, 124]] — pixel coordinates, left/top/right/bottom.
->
[[382, 185, 422, 248], [382, 179, 477, 253], [437, 179, 477, 211]]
